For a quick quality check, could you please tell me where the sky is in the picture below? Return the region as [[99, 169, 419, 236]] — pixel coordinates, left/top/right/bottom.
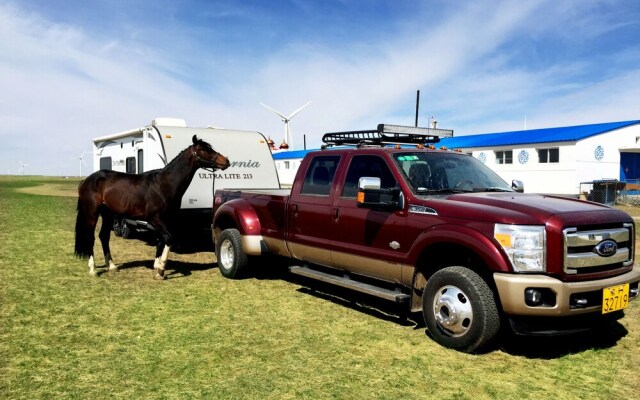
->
[[1, 0, 640, 176]]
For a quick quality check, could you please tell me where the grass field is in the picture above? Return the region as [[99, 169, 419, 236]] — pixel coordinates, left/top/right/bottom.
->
[[1, 176, 639, 399]]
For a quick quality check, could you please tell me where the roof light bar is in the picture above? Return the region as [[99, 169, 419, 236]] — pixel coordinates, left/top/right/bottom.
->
[[377, 124, 454, 138]]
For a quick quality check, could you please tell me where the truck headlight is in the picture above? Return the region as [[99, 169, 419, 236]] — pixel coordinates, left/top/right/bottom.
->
[[494, 224, 546, 272]]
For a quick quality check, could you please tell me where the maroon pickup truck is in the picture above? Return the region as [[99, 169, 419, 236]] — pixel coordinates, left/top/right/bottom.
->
[[211, 124, 640, 353]]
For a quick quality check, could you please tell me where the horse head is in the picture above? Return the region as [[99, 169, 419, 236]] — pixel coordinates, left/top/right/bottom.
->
[[191, 135, 230, 170]]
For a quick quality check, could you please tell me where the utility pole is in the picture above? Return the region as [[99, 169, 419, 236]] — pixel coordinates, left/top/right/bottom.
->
[[415, 90, 420, 127]]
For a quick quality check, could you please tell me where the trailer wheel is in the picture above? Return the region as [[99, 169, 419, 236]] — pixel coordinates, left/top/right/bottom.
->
[[423, 266, 500, 353], [120, 220, 132, 239], [113, 218, 123, 237], [216, 228, 249, 279]]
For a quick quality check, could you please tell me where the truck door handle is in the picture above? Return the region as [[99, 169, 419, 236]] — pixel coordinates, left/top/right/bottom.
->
[[292, 203, 298, 217], [333, 207, 340, 222]]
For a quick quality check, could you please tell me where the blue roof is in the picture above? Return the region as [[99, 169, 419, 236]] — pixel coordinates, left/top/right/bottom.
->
[[271, 120, 640, 159], [439, 120, 640, 149], [272, 149, 311, 160]]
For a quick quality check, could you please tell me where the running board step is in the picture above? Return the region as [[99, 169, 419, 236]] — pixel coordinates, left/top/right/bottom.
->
[[289, 265, 410, 304]]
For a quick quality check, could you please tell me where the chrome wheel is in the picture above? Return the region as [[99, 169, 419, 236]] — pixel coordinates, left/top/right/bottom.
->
[[218, 239, 234, 272], [432, 285, 473, 337]]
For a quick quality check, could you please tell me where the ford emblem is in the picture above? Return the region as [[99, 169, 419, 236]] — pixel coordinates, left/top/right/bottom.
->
[[594, 239, 617, 257]]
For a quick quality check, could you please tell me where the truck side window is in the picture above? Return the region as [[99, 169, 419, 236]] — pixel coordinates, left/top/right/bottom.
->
[[341, 155, 397, 198], [300, 155, 340, 196]]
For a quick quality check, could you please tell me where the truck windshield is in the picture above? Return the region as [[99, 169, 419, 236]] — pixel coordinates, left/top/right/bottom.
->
[[392, 152, 513, 194]]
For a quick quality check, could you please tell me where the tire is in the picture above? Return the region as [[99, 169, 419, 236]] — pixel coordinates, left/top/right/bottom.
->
[[423, 266, 500, 353], [120, 220, 132, 239], [216, 228, 250, 279], [113, 218, 123, 237]]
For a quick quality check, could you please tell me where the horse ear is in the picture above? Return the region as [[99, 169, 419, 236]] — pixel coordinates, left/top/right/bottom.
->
[[192, 135, 198, 145]]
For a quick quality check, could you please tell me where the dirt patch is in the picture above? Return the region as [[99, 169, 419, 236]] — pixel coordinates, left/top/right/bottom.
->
[[15, 183, 78, 197]]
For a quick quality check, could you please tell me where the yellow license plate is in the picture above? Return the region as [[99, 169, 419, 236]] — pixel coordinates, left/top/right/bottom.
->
[[602, 284, 629, 314]]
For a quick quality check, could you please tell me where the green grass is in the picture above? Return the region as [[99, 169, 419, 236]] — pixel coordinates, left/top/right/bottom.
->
[[1, 176, 639, 399]]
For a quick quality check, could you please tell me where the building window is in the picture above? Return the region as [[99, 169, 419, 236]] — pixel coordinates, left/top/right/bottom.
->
[[284, 161, 290, 169], [538, 148, 559, 163], [495, 150, 513, 164]]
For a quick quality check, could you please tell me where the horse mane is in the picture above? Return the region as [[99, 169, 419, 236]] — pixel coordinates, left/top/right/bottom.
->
[[160, 137, 215, 176]]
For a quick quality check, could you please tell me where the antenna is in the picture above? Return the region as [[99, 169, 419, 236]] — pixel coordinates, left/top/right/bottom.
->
[[260, 101, 311, 149]]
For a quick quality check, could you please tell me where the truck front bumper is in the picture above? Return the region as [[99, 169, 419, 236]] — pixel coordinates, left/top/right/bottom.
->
[[493, 266, 640, 317]]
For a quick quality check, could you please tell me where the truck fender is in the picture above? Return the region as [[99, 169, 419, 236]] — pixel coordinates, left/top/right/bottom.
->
[[407, 225, 510, 313], [409, 224, 510, 272], [212, 198, 263, 255]]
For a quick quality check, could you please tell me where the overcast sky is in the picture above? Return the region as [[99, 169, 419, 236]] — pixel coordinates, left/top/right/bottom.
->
[[2, 0, 639, 176]]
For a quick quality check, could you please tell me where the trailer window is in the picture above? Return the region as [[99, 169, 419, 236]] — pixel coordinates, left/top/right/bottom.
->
[[126, 157, 136, 174], [137, 150, 144, 173], [99, 157, 112, 171]]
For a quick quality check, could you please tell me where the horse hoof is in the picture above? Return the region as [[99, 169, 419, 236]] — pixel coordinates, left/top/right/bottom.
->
[[89, 270, 97, 276], [154, 272, 166, 280]]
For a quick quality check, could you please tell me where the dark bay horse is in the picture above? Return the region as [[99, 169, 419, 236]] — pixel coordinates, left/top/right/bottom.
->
[[74, 135, 230, 279]]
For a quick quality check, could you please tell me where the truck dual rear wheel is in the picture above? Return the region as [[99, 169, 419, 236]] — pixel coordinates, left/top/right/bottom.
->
[[423, 266, 500, 353], [216, 228, 249, 279]]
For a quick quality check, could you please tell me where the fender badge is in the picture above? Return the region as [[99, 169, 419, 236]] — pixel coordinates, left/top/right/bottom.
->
[[389, 241, 400, 250]]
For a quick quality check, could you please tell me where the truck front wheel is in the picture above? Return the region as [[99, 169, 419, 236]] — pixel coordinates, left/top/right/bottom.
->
[[423, 266, 500, 353], [216, 228, 249, 279]]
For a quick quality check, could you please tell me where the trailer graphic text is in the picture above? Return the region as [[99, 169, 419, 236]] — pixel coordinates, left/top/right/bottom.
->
[[199, 172, 254, 180]]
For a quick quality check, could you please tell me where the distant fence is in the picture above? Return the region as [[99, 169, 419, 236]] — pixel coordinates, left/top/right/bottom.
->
[[580, 179, 640, 206]]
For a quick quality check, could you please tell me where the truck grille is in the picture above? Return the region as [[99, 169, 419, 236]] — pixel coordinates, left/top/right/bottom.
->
[[563, 223, 634, 274]]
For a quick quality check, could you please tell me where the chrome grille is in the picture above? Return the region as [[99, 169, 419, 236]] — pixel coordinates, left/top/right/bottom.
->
[[563, 223, 634, 274]]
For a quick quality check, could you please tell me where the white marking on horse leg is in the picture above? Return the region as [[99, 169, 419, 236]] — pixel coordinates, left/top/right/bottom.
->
[[155, 245, 171, 280], [160, 245, 171, 266], [154, 257, 161, 270], [108, 259, 118, 271], [88, 256, 96, 276]]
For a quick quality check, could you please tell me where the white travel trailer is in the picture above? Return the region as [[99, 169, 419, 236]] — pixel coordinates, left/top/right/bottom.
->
[[92, 118, 280, 238]]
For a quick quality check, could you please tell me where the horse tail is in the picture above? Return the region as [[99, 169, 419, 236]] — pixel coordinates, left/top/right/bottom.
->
[[74, 182, 95, 259]]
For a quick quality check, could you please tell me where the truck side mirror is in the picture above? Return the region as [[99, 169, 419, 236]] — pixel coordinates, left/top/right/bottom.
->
[[357, 177, 402, 211], [512, 180, 524, 193]]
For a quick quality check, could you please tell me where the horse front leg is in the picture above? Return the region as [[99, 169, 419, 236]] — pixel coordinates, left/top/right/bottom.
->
[[153, 237, 164, 273], [99, 212, 118, 272], [152, 226, 173, 280], [155, 242, 172, 280], [152, 217, 173, 279]]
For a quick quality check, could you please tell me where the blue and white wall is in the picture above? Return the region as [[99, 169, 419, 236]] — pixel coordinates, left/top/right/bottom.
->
[[272, 123, 640, 196]]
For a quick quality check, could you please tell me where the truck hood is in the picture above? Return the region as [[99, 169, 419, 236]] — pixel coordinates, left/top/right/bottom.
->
[[421, 192, 633, 225]]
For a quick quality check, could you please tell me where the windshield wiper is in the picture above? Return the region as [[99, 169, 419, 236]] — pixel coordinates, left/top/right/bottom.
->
[[416, 188, 468, 194], [471, 187, 513, 192]]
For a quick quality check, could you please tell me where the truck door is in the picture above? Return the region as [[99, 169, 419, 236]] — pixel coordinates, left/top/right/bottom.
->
[[287, 154, 341, 267], [331, 154, 407, 284]]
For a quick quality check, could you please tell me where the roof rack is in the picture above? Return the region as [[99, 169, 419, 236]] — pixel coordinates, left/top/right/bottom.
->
[[321, 123, 454, 149]]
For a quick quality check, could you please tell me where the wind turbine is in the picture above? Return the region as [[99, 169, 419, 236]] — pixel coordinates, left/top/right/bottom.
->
[[260, 101, 311, 149], [73, 151, 89, 177], [18, 161, 29, 176]]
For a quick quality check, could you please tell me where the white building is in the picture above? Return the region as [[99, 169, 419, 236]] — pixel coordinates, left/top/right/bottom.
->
[[272, 120, 640, 196]]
